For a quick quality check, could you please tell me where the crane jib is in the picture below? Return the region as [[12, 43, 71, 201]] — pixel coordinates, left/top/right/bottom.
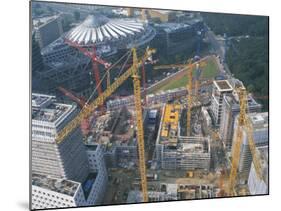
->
[[55, 48, 155, 144]]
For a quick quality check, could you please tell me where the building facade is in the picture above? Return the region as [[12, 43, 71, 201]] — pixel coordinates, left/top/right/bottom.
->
[[32, 93, 90, 182], [155, 104, 211, 170], [33, 15, 63, 49], [248, 146, 268, 195], [232, 112, 268, 180], [210, 80, 233, 126], [32, 93, 108, 209], [219, 94, 262, 151]]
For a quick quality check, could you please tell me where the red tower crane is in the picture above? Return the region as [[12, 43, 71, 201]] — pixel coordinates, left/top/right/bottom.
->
[[58, 86, 90, 136], [64, 39, 111, 111]]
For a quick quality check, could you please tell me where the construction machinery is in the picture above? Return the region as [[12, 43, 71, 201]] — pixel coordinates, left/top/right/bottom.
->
[[227, 87, 263, 196], [64, 39, 111, 111], [153, 57, 207, 136], [56, 47, 156, 202], [58, 86, 90, 136]]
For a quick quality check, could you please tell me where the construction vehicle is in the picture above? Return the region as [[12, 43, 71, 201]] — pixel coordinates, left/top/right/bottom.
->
[[56, 47, 156, 202], [227, 87, 263, 196]]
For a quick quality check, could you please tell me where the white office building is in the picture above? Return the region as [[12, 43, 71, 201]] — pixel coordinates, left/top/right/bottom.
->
[[32, 93, 90, 182], [32, 93, 108, 209], [210, 80, 233, 126]]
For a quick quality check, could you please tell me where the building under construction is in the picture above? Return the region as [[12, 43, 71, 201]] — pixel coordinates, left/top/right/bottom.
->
[[84, 106, 139, 168], [155, 104, 211, 170]]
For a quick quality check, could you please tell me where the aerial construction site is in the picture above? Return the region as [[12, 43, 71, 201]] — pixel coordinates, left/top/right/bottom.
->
[[31, 2, 269, 209]]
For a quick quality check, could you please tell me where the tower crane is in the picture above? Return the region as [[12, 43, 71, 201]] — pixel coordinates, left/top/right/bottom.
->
[[64, 39, 111, 111], [227, 87, 264, 196], [153, 58, 207, 136], [58, 86, 90, 136], [56, 47, 156, 202]]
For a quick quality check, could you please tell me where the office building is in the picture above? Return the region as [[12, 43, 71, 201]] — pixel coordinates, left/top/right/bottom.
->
[[219, 93, 262, 151], [32, 93, 90, 182], [232, 112, 268, 179], [210, 80, 233, 126]]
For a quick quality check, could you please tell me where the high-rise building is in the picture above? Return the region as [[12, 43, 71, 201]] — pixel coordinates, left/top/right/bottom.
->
[[32, 93, 108, 209], [232, 112, 268, 179], [33, 15, 63, 49], [210, 80, 233, 127], [219, 93, 262, 151], [32, 93, 89, 183]]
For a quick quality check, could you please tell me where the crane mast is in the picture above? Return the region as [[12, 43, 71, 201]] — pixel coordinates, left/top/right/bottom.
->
[[186, 59, 193, 136], [227, 87, 263, 195], [56, 48, 155, 143], [55, 48, 155, 202], [132, 49, 148, 201]]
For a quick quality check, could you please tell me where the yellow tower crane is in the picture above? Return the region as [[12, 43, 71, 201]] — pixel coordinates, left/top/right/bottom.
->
[[186, 59, 193, 136], [56, 47, 156, 202], [153, 58, 207, 136], [227, 87, 263, 196]]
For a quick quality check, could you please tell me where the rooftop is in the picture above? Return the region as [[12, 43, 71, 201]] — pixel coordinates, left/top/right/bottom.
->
[[178, 136, 210, 154], [151, 10, 173, 15], [32, 173, 80, 197], [32, 93, 75, 124], [65, 14, 145, 46], [32, 93, 54, 108], [214, 80, 233, 92], [156, 22, 191, 33], [249, 112, 268, 129], [33, 15, 60, 29]]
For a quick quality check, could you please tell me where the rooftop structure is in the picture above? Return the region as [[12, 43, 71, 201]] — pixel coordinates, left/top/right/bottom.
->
[[158, 22, 191, 33], [32, 173, 80, 197], [147, 10, 177, 23], [210, 80, 233, 126], [214, 80, 233, 91], [32, 171, 107, 209], [65, 14, 155, 48]]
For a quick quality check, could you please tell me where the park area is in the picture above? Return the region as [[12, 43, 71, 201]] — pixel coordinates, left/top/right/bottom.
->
[[148, 56, 219, 94]]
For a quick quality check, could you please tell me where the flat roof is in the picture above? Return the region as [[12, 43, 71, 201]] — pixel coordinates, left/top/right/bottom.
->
[[249, 112, 268, 129], [32, 173, 79, 197], [151, 9, 173, 14], [32, 93, 54, 108], [32, 93, 75, 124], [214, 80, 233, 92]]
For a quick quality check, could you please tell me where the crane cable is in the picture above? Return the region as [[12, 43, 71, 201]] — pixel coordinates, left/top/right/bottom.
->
[[85, 50, 132, 105]]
